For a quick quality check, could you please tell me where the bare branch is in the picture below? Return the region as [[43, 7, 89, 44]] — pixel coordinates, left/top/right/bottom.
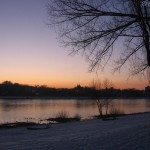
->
[[47, 0, 150, 75]]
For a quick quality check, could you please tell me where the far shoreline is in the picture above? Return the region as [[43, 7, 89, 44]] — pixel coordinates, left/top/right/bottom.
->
[[0, 96, 150, 100]]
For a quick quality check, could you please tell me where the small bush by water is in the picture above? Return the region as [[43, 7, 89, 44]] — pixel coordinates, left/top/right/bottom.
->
[[47, 111, 81, 123], [109, 108, 125, 117]]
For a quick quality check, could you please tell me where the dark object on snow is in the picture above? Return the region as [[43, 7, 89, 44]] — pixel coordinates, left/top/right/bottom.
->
[[27, 124, 50, 130], [102, 117, 118, 121]]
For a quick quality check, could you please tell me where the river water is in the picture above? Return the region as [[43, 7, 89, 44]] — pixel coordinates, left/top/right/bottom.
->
[[0, 98, 150, 123]]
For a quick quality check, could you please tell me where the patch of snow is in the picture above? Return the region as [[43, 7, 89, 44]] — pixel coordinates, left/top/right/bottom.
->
[[0, 113, 150, 150]]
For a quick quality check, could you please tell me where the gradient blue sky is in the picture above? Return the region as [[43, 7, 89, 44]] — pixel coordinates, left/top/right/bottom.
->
[[0, 0, 148, 89]]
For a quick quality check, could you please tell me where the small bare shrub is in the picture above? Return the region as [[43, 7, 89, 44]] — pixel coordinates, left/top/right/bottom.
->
[[54, 112, 81, 123], [56, 111, 68, 119], [109, 108, 125, 117], [73, 114, 81, 121], [55, 111, 69, 122]]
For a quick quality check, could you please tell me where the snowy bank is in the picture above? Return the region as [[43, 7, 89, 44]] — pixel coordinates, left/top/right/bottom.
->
[[0, 113, 150, 150]]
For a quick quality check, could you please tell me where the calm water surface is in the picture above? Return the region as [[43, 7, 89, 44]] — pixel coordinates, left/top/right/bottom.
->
[[0, 99, 150, 123]]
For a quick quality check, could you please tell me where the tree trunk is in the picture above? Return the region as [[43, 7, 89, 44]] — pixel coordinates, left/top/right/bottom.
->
[[97, 100, 103, 117], [105, 102, 109, 116]]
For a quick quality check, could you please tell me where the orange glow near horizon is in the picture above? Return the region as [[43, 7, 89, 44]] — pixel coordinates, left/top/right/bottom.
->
[[0, 1, 148, 91], [0, 80, 147, 90], [0, 72, 148, 90]]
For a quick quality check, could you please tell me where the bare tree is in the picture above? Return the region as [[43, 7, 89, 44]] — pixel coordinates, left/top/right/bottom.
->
[[91, 79, 113, 117], [147, 68, 150, 85], [91, 79, 104, 117], [103, 79, 113, 116], [47, 0, 150, 75]]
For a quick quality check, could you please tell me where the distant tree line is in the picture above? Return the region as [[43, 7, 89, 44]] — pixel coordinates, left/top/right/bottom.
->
[[0, 81, 149, 98]]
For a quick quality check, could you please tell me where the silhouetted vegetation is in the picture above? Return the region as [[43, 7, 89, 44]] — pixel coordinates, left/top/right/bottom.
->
[[91, 79, 113, 117], [46, 111, 81, 123], [47, 0, 150, 75], [0, 81, 148, 98], [145, 86, 150, 96], [109, 108, 125, 117], [0, 122, 37, 129]]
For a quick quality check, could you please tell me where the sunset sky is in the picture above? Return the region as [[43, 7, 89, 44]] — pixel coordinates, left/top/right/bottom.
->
[[0, 0, 148, 89]]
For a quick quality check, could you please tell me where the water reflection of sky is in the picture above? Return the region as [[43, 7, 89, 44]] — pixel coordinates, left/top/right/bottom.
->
[[0, 99, 150, 123]]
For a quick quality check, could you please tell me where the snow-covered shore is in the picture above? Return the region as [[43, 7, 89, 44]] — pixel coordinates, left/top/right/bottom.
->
[[0, 113, 150, 150]]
